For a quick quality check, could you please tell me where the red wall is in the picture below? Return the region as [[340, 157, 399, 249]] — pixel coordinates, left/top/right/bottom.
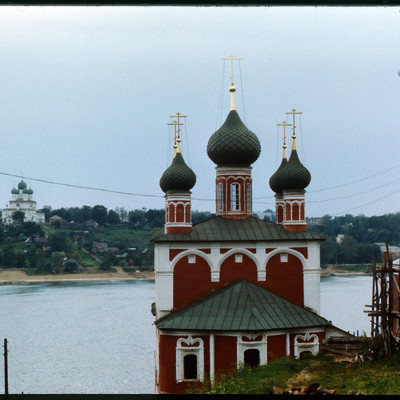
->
[[265, 253, 304, 307], [267, 334, 287, 362], [173, 255, 212, 309], [158, 334, 209, 394], [214, 335, 237, 378], [173, 251, 304, 309]]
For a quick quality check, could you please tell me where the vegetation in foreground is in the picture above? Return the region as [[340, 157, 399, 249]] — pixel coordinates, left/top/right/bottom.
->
[[188, 353, 400, 395]]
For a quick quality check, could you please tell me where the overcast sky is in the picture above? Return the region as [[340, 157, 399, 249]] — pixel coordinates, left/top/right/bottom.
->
[[0, 5, 399, 218]]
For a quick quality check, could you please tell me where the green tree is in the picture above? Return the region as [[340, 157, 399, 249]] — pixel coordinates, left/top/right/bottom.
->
[[2, 245, 15, 267], [47, 231, 72, 254], [107, 209, 121, 224], [51, 252, 64, 273], [100, 250, 118, 270], [91, 205, 108, 225], [15, 252, 26, 268], [27, 246, 39, 269], [64, 259, 79, 273]]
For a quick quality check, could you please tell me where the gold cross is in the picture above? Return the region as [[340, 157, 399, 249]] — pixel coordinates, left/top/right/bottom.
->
[[221, 53, 243, 86], [168, 112, 187, 155], [276, 121, 292, 159], [285, 109, 302, 139]]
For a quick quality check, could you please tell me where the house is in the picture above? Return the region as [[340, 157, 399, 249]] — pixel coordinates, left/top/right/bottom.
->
[[92, 242, 108, 254], [152, 76, 350, 393], [49, 215, 64, 225]]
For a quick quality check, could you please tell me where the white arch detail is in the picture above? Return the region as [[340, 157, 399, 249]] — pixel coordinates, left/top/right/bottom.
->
[[169, 249, 215, 273], [217, 248, 261, 272], [264, 248, 308, 270]]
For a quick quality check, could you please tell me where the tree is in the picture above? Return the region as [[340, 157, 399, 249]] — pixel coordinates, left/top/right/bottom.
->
[[12, 210, 25, 223], [1, 245, 15, 267], [64, 259, 79, 273], [15, 253, 26, 268], [107, 209, 121, 224], [100, 250, 118, 270], [51, 252, 64, 273], [47, 231, 72, 254], [91, 205, 108, 225], [27, 246, 39, 269]]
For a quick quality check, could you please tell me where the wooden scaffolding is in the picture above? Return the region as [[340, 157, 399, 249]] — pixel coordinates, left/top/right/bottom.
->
[[365, 244, 400, 357]]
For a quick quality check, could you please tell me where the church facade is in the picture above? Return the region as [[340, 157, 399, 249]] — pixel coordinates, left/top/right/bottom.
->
[[152, 72, 348, 394], [2, 180, 45, 224]]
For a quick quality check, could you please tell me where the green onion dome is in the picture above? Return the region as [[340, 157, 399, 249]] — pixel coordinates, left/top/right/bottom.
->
[[269, 157, 288, 194], [23, 188, 29, 194], [27, 188, 33, 195], [11, 188, 18, 194], [207, 110, 261, 166], [278, 149, 311, 191], [159, 152, 196, 193], [18, 180, 27, 190]]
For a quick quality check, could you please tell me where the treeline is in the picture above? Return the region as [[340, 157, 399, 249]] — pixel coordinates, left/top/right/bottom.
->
[[41, 206, 214, 228], [308, 213, 400, 265]]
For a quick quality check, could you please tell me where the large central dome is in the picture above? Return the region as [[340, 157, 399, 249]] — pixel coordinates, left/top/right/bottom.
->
[[207, 110, 261, 166]]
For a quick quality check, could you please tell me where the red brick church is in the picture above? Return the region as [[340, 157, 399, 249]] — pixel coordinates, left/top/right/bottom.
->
[[152, 67, 347, 394]]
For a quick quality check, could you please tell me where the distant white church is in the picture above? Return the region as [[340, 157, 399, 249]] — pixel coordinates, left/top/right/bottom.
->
[[1, 180, 45, 224]]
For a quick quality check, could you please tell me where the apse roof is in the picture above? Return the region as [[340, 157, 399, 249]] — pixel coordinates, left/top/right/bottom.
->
[[156, 279, 331, 331], [153, 216, 324, 243]]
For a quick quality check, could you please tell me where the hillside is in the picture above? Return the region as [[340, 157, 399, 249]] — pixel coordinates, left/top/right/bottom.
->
[[190, 353, 400, 395]]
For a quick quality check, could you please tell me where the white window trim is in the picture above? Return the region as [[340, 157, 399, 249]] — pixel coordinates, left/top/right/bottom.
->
[[237, 334, 267, 368], [246, 183, 251, 212], [231, 182, 240, 211], [217, 182, 224, 212], [176, 336, 204, 383], [294, 332, 319, 358]]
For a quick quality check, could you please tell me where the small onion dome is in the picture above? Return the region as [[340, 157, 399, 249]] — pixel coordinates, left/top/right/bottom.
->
[[23, 188, 30, 194], [11, 188, 18, 194], [269, 157, 288, 194], [159, 152, 196, 193], [279, 149, 311, 191], [27, 188, 33, 195], [207, 110, 261, 166], [18, 180, 27, 190]]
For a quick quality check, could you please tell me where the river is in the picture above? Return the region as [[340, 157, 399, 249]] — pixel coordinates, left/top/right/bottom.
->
[[0, 275, 372, 394]]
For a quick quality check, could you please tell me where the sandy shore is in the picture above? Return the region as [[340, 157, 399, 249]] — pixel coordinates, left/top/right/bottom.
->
[[320, 265, 371, 277], [1, 265, 369, 284], [0, 267, 155, 284]]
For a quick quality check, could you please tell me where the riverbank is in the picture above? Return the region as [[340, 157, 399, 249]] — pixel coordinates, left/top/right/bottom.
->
[[320, 264, 371, 277], [0, 267, 155, 284]]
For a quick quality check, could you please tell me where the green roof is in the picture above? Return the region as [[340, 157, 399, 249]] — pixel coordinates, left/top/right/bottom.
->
[[159, 152, 196, 193], [156, 280, 331, 331], [154, 216, 324, 243], [207, 110, 261, 166]]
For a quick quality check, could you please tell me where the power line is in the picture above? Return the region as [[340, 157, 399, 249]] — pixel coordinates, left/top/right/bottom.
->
[[333, 189, 400, 216], [254, 162, 400, 200], [0, 172, 164, 199]]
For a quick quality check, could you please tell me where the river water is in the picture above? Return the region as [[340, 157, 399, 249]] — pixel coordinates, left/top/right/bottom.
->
[[0, 275, 372, 394]]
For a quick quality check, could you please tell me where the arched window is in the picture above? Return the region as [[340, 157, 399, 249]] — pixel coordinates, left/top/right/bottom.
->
[[183, 354, 198, 379], [176, 336, 204, 382], [244, 349, 260, 367], [217, 182, 224, 212], [231, 182, 240, 211], [246, 183, 251, 212]]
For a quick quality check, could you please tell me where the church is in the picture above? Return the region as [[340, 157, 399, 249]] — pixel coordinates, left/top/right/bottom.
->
[[2, 180, 45, 225], [152, 64, 348, 394]]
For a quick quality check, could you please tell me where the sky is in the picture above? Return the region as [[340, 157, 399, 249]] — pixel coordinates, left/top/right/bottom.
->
[[0, 5, 399, 218]]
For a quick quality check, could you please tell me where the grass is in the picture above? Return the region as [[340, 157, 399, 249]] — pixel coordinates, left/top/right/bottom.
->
[[190, 353, 400, 395]]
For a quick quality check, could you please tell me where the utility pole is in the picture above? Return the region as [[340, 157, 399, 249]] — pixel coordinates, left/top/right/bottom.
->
[[3, 338, 8, 395]]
